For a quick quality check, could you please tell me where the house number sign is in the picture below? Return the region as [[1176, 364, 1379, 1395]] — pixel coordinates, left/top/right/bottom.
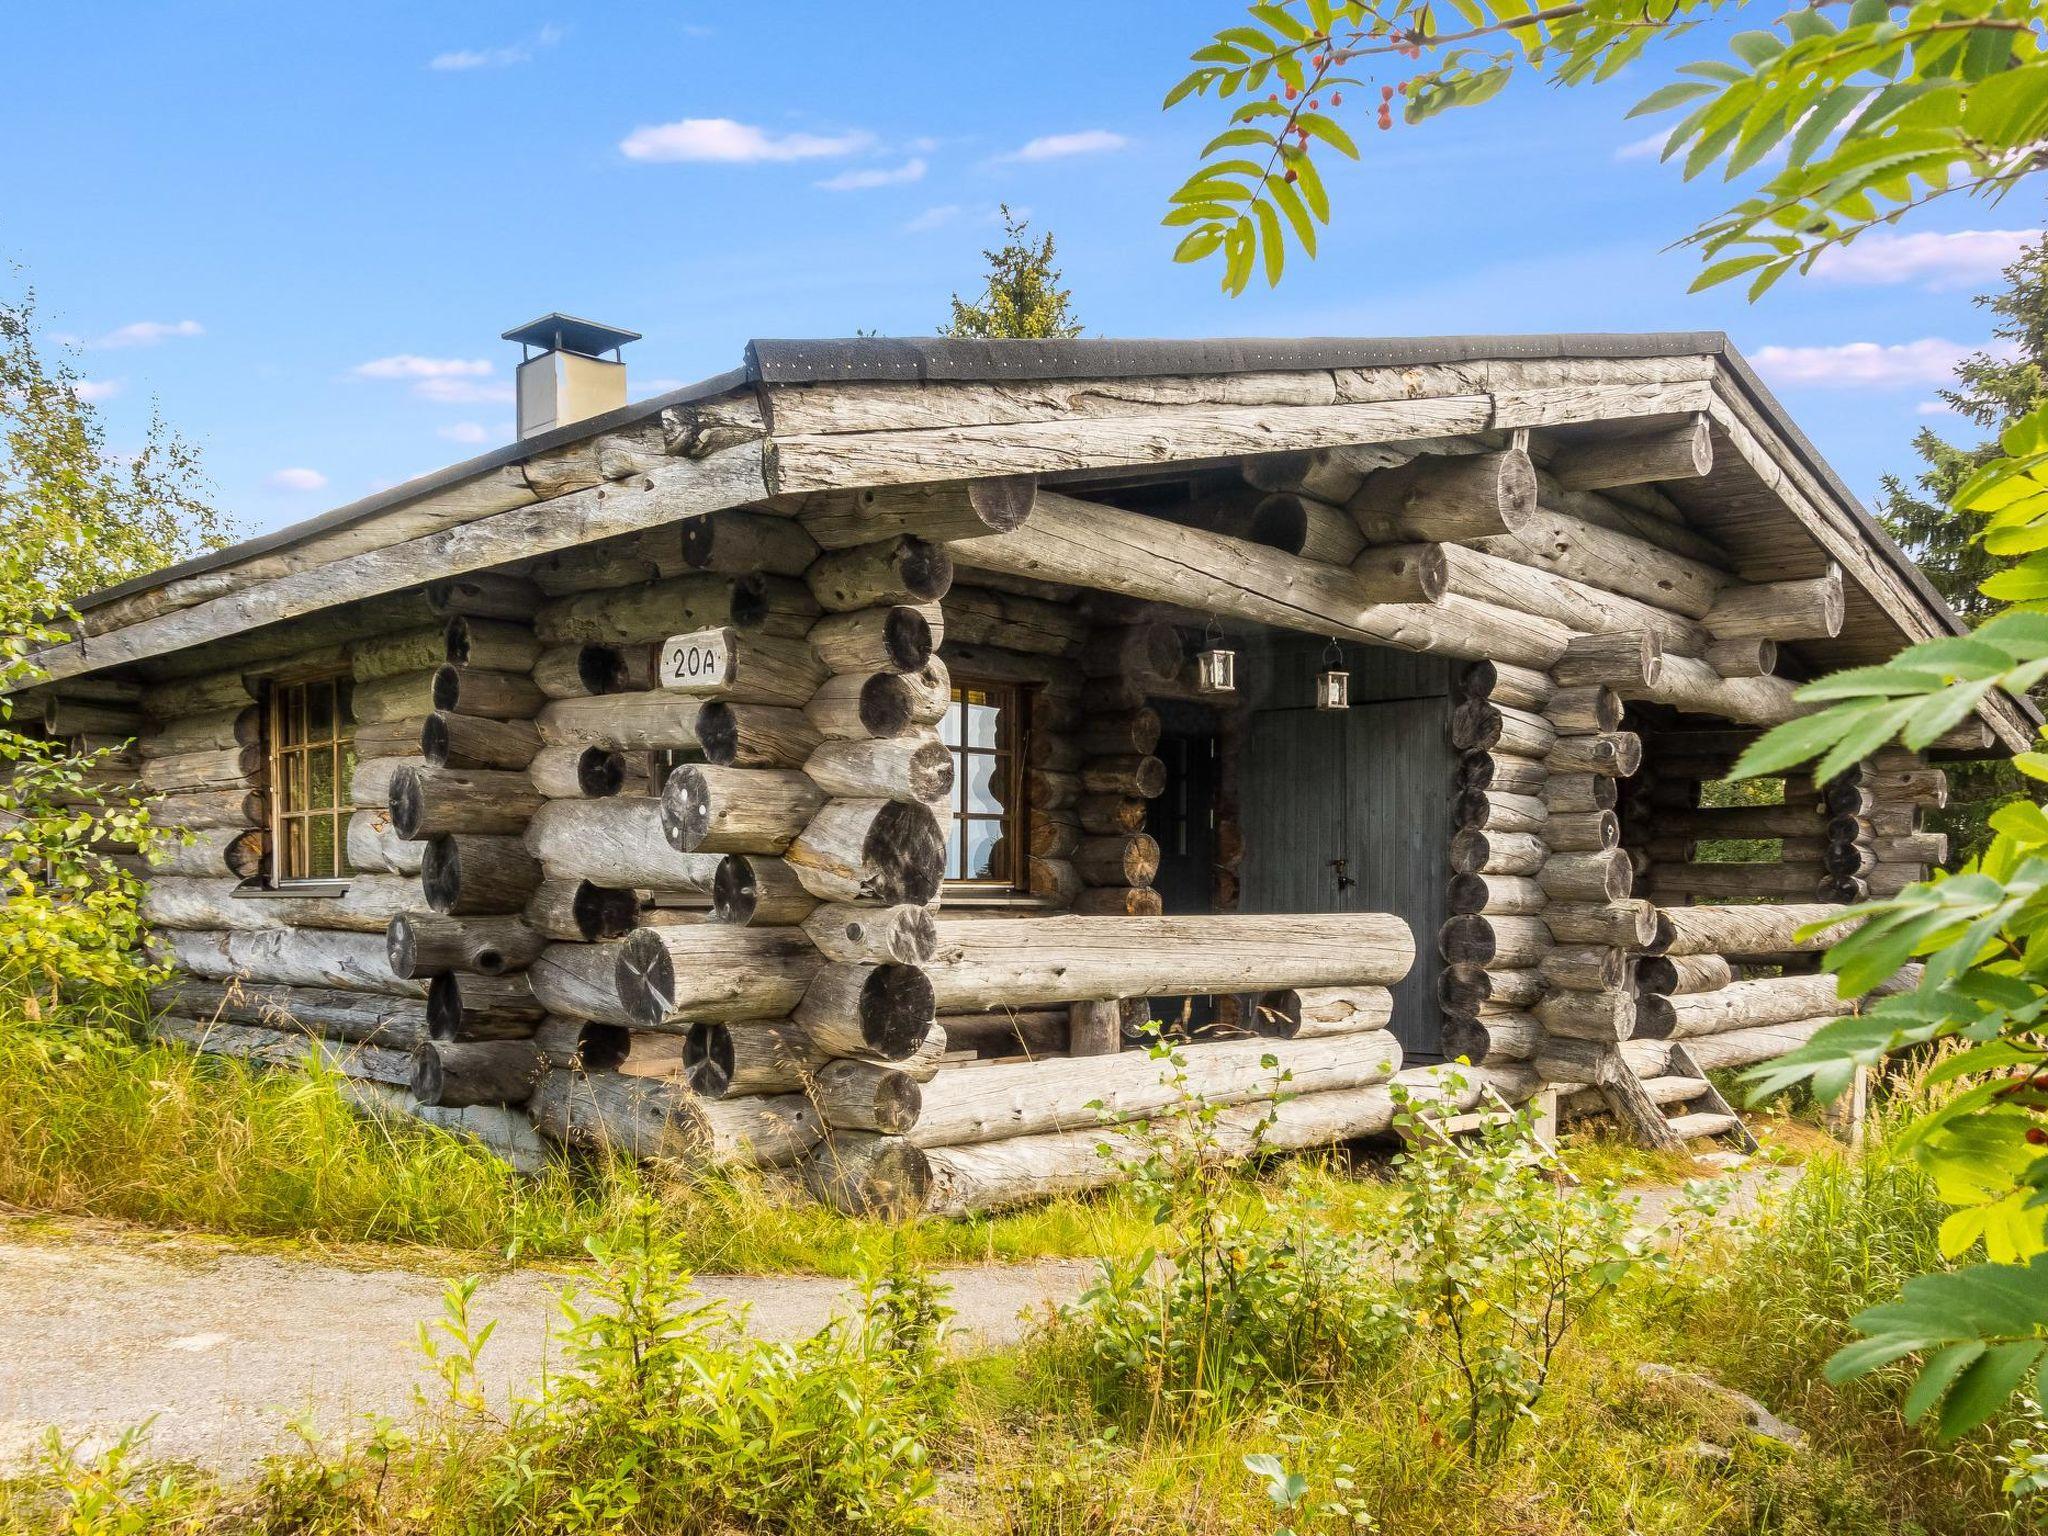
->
[[658, 627, 736, 692]]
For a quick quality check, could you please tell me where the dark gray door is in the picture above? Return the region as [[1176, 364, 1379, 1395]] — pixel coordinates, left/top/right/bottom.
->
[[1238, 640, 1453, 1060]]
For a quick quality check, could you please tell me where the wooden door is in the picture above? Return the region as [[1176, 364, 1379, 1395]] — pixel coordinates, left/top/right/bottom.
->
[[1238, 639, 1453, 1060]]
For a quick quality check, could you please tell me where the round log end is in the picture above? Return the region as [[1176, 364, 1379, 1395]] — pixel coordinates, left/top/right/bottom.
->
[[711, 854, 767, 925], [868, 1072, 923, 1136], [1644, 910, 1677, 957], [430, 663, 461, 713], [579, 644, 631, 695], [577, 746, 630, 798], [1633, 994, 1677, 1040], [387, 766, 428, 841], [684, 1020, 735, 1097], [1448, 700, 1502, 753], [421, 712, 454, 769], [968, 475, 1038, 533], [410, 1044, 445, 1105], [387, 913, 422, 979], [1497, 448, 1539, 532], [1446, 873, 1492, 916], [615, 927, 678, 1027], [443, 616, 473, 666], [858, 963, 937, 1059], [1437, 914, 1498, 965], [427, 973, 462, 1035], [1684, 414, 1714, 478], [660, 765, 714, 853], [817, 1135, 932, 1221], [1412, 542, 1449, 603], [879, 606, 935, 673], [899, 537, 954, 603], [696, 702, 740, 767], [1249, 989, 1302, 1039], [859, 801, 947, 907], [859, 674, 920, 738], [905, 737, 957, 802], [678, 514, 718, 570], [573, 882, 642, 943], [729, 573, 773, 630], [1249, 493, 1311, 555], [579, 1022, 631, 1072], [422, 836, 461, 913], [1635, 955, 1679, 995]]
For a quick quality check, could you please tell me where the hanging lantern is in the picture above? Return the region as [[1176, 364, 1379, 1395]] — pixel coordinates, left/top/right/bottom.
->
[[1195, 619, 1237, 694], [1315, 637, 1350, 711]]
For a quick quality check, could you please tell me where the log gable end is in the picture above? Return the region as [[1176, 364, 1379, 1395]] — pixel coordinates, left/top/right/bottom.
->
[[23, 332, 2029, 1213]]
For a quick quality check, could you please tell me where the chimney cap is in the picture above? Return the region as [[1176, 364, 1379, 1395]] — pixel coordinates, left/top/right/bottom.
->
[[501, 312, 642, 358]]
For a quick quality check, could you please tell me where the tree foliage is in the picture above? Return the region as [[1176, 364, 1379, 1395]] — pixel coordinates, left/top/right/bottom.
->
[[943, 206, 1084, 339], [1166, 0, 2048, 295], [0, 284, 235, 1003]]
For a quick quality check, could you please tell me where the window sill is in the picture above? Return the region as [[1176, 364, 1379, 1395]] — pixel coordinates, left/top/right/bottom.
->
[[232, 880, 350, 901], [940, 888, 1057, 911]]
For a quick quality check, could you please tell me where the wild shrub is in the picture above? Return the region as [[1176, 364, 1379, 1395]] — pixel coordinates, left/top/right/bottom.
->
[[437, 1202, 947, 1534], [1385, 1076, 1653, 1461], [1047, 1039, 1404, 1433]]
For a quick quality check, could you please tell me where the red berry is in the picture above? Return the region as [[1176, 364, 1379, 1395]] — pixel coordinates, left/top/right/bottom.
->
[[1285, 84, 1298, 99], [1308, 98, 1319, 109], [1398, 81, 1408, 95], [1382, 85, 1394, 100], [2030, 1127, 2048, 1146], [1330, 92, 1343, 106], [1284, 168, 1298, 181], [1270, 93, 1280, 102]]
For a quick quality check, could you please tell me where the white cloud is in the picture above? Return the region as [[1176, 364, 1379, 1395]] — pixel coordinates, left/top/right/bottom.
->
[[437, 421, 494, 444], [414, 376, 515, 405], [84, 319, 204, 349], [1810, 229, 2039, 291], [636, 378, 686, 396], [816, 156, 927, 191], [267, 467, 329, 492], [352, 354, 492, 380], [1613, 131, 1668, 163], [998, 129, 1128, 163], [70, 378, 122, 403], [619, 117, 873, 164], [1915, 399, 1960, 416], [430, 23, 563, 71], [1752, 338, 1973, 388], [904, 204, 963, 233]]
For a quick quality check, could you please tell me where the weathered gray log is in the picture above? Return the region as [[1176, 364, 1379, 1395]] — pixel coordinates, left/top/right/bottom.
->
[[1548, 417, 1712, 491], [1461, 659, 1555, 711], [809, 1059, 922, 1133], [1440, 1011, 1543, 1063], [1450, 701, 1557, 757], [1454, 790, 1547, 834], [786, 798, 946, 905], [1477, 505, 1728, 617], [1622, 654, 1801, 727], [421, 712, 542, 771], [1441, 544, 1705, 658], [1349, 448, 1536, 542], [928, 912, 1413, 1009], [534, 572, 782, 646], [1542, 774, 1619, 814], [524, 879, 642, 943], [428, 572, 543, 620], [1247, 985, 1393, 1039], [137, 704, 262, 758], [1656, 804, 1827, 838], [151, 826, 269, 879], [1447, 873, 1547, 916], [1704, 637, 1777, 678], [387, 913, 546, 978], [1548, 732, 1642, 777], [1073, 833, 1161, 889], [800, 478, 1037, 549], [152, 1016, 412, 1088], [422, 834, 543, 914], [352, 669, 441, 727], [1541, 900, 1662, 949], [143, 874, 421, 933], [702, 853, 814, 927], [695, 701, 824, 768], [1705, 571, 1845, 642], [952, 488, 1571, 668], [154, 786, 268, 829], [523, 798, 722, 891], [808, 536, 954, 611], [910, 1029, 1405, 1149], [533, 642, 644, 699], [1449, 828, 1547, 876], [1543, 809, 1620, 852], [660, 765, 824, 855], [527, 744, 638, 800], [684, 1019, 827, 1097], [807, 604, 940, 675], [159, 927, 419, 996], [614, 924, 827, 1028], [801, 902, 940, 964], [1639, 974, 1849, 1041], [1553, 629, 1663, 689], [151, 980, 427, 1048], [680, 506, 823, 572], [528, 1069, 821, 1168], [388, 767, 541, 840], [1648, 863, 1831, 902], [803, 735, 954, 802], [1539, 848, 1632, 903], [443, 615, 543, 674], [802, 1132, 932, 1219], [1247, 492, 1367, 566], [536, 692, 704, 752], [524, 942, 636, 1026], [1539, 944, 1625, 991], [410, 1039, 544, 1108], [431, 664, 544, 720], [534, 1016, 631, 1070], [138, 745, 263, 793], [1436, 914, 1552, 967], [1636, 952, 1733, 996], [1536, 986, 1636, 1042], [1658, 903, 1853, 957], [1546, 685, 1623, 735], [792, 963, 938, 1058]]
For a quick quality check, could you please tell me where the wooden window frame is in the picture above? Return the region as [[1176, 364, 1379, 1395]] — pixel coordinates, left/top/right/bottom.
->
[[942, 677, 1030, 894], [265, 670, 356, 888]]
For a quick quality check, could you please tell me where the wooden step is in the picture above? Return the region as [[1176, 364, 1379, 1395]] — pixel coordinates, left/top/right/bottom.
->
[[1638, 1075, 1711, 1107], [1665, 1110, 1740, 1142]]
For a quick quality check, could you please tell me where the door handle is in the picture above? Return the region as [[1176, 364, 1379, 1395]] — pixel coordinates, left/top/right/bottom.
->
[[1328, 857, 1357, 893]]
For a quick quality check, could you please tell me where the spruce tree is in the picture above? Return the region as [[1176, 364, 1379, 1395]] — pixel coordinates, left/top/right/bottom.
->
[[1878, 236, 2048, 618], [1877, 236, 2048, 862], [943, 206, 1083, 340]]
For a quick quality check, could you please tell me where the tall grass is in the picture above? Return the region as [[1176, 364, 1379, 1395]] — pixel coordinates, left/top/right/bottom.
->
[[0, 988, 1197, 1271]]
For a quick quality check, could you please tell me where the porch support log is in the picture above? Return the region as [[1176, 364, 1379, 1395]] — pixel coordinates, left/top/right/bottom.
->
[[1547, 417, 1713, 491], [1705, 570, 1846, 641], [926, 912, 1413, 1010]]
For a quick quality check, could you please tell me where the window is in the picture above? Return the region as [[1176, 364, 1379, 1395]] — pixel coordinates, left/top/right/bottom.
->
[[269, 673, 355, 884], [941, 679, 1028, 888]]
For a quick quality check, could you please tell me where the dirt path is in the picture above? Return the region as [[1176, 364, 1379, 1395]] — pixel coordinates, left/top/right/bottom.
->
[[0, 1164, 1786, 1476]]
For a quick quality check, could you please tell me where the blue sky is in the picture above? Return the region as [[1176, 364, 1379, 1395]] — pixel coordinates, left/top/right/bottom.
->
[[4, 2, 2041, 542]]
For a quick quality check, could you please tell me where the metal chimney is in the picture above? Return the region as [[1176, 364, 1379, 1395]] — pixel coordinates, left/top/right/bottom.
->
[[502, 313, 641, 439]]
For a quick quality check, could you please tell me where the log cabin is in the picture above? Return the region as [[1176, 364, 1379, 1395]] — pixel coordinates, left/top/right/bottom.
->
[[19, 321, 2031, 1215]]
